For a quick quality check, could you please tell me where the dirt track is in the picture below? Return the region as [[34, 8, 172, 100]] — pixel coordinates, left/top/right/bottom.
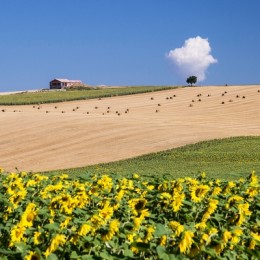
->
[[1, 85, 260, 172]]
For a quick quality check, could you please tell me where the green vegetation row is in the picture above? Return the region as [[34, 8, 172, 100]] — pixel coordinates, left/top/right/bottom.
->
[[0, 86, 177, 105], [47, 136, 260, 181]]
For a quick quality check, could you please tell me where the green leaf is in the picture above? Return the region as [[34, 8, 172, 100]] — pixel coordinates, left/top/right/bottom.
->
[[157, 245, 166, 257], [46, 253, 58, 260], [44, 223, 60, 231], [99, 252, 113, 260], [81, 256, 94, 260], [119, 233, 126, 239], [154, 223, 170, 237], [38, 208, 49, 215], [0, 249, 21, 255], [157, 246, 187, 260], [224, 250, 237, 259], [14, 242, 28, 254], [182, 200, 193, 206], [201, 247, 218, 258], [70, 251, 78, 259], [244, 247, 260, 258], [168, 254, 181, 260], [124, 249, 134, 257]]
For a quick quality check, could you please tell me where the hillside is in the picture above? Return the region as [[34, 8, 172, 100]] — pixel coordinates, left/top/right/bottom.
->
[[0, 85, 260, 172]]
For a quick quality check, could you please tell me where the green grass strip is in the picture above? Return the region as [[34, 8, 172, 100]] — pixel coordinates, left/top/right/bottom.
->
[[0, 86, 177, 105], [46, 136, 260, 181]]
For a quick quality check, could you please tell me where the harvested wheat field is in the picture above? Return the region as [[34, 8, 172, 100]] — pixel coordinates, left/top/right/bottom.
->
[[0, 85, 260, 172]]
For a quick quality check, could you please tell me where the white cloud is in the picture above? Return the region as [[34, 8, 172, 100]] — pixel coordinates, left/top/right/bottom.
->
[[167, 36, 217, 82]]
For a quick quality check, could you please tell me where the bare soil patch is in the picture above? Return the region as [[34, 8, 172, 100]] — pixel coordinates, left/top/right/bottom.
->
[[1, 85, 260, 172]]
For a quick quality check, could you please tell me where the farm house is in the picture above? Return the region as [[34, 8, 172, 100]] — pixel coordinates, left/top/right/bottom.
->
[[49, 79, 82, 89]]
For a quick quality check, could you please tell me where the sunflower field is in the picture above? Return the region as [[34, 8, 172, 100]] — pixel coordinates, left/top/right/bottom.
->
[[0, 168, 259, 259]]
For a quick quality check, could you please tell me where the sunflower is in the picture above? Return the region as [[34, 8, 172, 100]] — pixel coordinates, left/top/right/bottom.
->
[[78, 223, 92, 236], [34, 174, 48, 182], [222, 230, 232, 244], [201, 199, 218, 222], [249, 170, 258, 187], [60, 217, 72, 229], [115, 189, 125, 201], [9, 224, 26, 247], [195, 222, 207, 230], [20, 203, 37, 228], [160, 192, 172, 206], [24, 251, 41, 260], [90, 214, 104, 228], [160, 235, 167, 246], [9, 189, 27, 207], [249, 231, 260, 249], [26, 179, 37, 187], [236, 203, 251, 226], [133, 173, 139, 179], [133, 217, 142, 229], [246, 187, 258, 197], [190, 184, 210, 203], [97, 175, 113, 192], [33, 231, 42, 245], [172, 192, 185, 212], [127, 232, 137, 243], [169, 221, 184, 237], [128, 198, 147, 216], [102, 219, 120, 241], [212, 186, 222, 196], [45, 234, 66, 257], [251, 232, 260, 241], [200, 233, 210, 245], [179, 231, 194, 254], [225, 195, 244, 209], [144, 226, 155, 243], [99, 201, 114, 220]]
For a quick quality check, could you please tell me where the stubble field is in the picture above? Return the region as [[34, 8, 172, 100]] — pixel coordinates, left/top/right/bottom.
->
[[0, 85, 260, 173]]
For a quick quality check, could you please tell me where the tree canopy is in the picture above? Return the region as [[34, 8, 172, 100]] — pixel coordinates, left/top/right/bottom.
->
[[186, 76, 197, 86]]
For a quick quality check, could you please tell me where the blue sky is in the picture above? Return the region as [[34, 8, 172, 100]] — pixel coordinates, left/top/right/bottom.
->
[[0, 0, 260, 92]]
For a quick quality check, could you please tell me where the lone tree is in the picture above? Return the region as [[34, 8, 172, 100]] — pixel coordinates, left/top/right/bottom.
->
[[186, 76, 197, 86]]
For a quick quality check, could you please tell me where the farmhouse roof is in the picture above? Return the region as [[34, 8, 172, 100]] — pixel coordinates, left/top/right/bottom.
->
[[52, 78, 82, 83]]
